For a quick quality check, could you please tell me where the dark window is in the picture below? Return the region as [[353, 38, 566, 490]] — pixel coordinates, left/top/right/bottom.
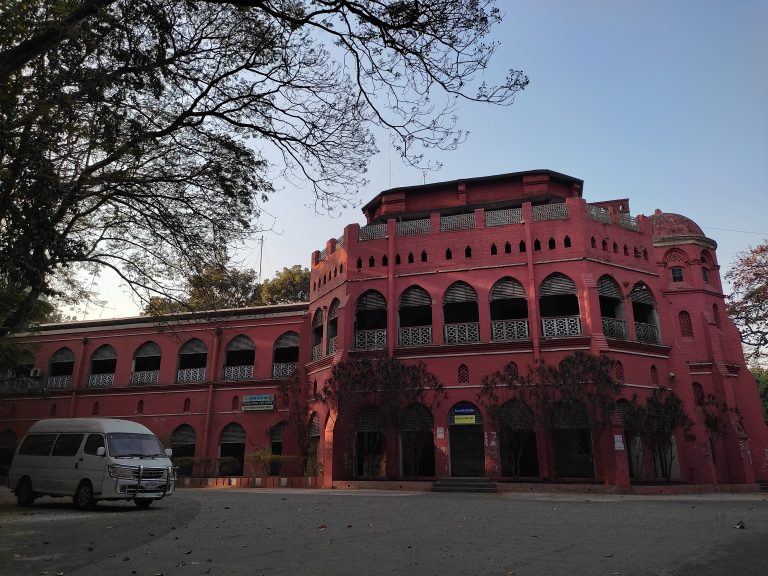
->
[[519, 241, 526, 253], [548, 238, 556, 250], [533, 239, 541, 251], [369, 256, 375, 267], [52, 434, 84, 456], [445, 248, 452, 260], [505, 242, 512, 254], [408, 252, 414, 264], [421, 251, 427, 262], [564, 236, 571, 248], [382, 255, 388, 266], [19, 434, 57, 456], [395, 254, 401, 265], [356, 258, 362, 269], [702, 267, 710, 283], [671, 267, 684, 282], [83, 434, 105, 455], [490, 244, 497, 255], [591, 237, 596, 248], [464, 246, 472, 258]]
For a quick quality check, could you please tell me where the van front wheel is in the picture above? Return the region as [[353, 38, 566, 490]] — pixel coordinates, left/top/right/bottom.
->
[[16, 478, 35, 507], [74, 481, 96, 510], [134, 498, 153, 509]]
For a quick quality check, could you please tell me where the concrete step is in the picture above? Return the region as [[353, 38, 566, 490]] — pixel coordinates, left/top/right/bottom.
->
[[758, 481, 768, 493], [432, 477, 498, 493]]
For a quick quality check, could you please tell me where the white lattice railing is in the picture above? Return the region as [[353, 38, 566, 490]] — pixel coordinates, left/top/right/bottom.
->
[[176, 367, 206, 383], [588, 205, 611, 224], [336, 235, 345, 248], [602, 317, 627, 339], [444, 322, 480, 344], [318, 247, 327, 262], [541, 316, 582, 337], [397, 218, 431, 236], [312, 344, 323, 361], [130, 370, 159, 386], [440, 213, 475, 231], [398, 326, 433, 347], [88, 373, 114, 388], [485, 208, 524, 227], [224, 365, 253, 381], [532, 203, 568, 221], [272, 363, 297, 379], [327, 335, 337, 355], [491, 320, 530, 341], [47, 375, 72, 390], [359, 223, 387, 241], [355, 329, 387, 350], [619, 213, 640, 232], [635, 322, 660, 344]]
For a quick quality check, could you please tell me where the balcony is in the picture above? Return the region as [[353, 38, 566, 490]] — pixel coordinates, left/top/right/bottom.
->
[[272, 363, 297, 379], [491, 320, 529, 342], [601, 317, 627, 339], [88, 373, 114, 388], [47, 375, 72, 390], [224, 365, 253, 381], [444, 322, 480, 344], [130, 370, 159, 386], [541, 316, 582, 338], [635, 322, 660, 344], [327, 336, 337, 355], [312, 344, 323, 361], [176, 367, 206, 384], [355, 329, 387, 350], [399, 326, 433, 347]]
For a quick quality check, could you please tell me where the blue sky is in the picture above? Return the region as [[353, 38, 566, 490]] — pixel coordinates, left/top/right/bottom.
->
[[88, 0, 768, 319]]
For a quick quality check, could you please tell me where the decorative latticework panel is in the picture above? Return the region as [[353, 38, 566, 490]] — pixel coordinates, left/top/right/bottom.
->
[[398, 326, 432, 347], [355, 329, 386, 350], [491, 320, 529, 341], [272, 362, 297, 379], [47, 375, 72, 390], [541, 316, 582, 337], [359, 223, 387, 241], [397, 218, 431, 236], [311, 344, 323, 361], [87, 373, 114, 388], [679, 311, 693, 338], [485, 208, 523, 227], [444, 322, 480, 344], [176, 367, 206, 383], [440, 213, 475, 231], [336, 235, 345, 248], [318, 247, 327, 261], [601, 317, 627, 339], [532, 203, 568, 221], [635, 322, 660, 344], [619, 213, 640, 231], [130, 370, 159, 386], [588, 205, 610, 224], [224, 365, 253, 381], [327, 335, 338, 355]]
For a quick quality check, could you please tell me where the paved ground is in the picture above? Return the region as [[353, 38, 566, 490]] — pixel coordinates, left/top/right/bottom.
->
[[0, 486, 766, 576]]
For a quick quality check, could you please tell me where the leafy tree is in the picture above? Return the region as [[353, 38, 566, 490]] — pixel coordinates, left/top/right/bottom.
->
[[0, 0, 527, 337], [322, 353, 444, 479], [726, 241, 768, 362], [750, 365, 768, 425], [277, 368, 315, 476], [260, 265, 310, 305]]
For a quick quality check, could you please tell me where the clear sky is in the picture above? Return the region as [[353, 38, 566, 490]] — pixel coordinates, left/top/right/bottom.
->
[[83, 0, 768, 320]]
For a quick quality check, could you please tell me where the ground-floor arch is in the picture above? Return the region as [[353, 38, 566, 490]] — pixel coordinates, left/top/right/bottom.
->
[[551, 402, 594, 478], [399, 403, 435, 478], [498, 400, 539, 478], [448, 401, 485, 477], [219, 423, 245, 476]]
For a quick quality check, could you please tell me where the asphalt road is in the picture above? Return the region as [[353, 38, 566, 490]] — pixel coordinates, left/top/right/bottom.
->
[[1, 486, 766, 576]]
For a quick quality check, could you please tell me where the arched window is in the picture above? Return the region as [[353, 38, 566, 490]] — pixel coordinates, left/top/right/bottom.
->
[[551, 401, 593, 478], [591, 237, 596, 249], [356, 405, 386, 478], [650, 365, 658, 385], [231, 396, 240, 411], [399, 403, 435, 478], [356, 257, 362, 269], [368, 256, 375, 267], [399, 286, 432, 346], [564, 236, 571, 248], [458, 364, 469, 384], [408, 252, 414, 264], [598, 276, 626, 339], [131, 341, 161, 385], [490, 244, 497, 255], [273, 331, 299, 378], [679, 311, 693, 338], [311, 309, 324, 360], [623, 245, 629, 256], [505, 241, 512, 254], [533, 239, 541, 251], [602, 239, 608, 251], [183, 398, 191, 412], [490, 277, 529, 341], [48, 347, 75, 389], [497, 400, 538, 477], [395, 254, 401, 265], [354, 291, 387, 350], [464, 246, 472, 258], [136, 399, 144, 414], [443, 281, 479, 343], [630, 283, 660, 344], [382, 255, 388, 266], [218, 423, 245, 476], [327, 299, 340, 354], [614, 361, 624, 383], [712, 303, 720, 327], [308, 413, 321, 476], [171, 425, 196, 475], [89, 345, 117, 388], [548, 237, 556, 250], [177, 339, 207, 383], [519, 241, 526, 253], [539, 273, 581, 337], [613, 242, 618, 253], [692, 382, 705, 407], [445, 248, 452, 260], [224, 335, 255, 380], [421, 251, 427, 262], [92, 401, 100, 416]]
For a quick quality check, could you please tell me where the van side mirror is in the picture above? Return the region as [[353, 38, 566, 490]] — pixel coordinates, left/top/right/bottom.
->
[[96, 446, 106, 457], [165, 448, 173, 457]]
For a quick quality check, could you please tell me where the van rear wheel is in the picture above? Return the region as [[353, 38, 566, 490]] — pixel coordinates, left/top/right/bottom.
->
[[134, 498, 153, 509], [16, 478, 35, 507], [74, 481, 96, 510]]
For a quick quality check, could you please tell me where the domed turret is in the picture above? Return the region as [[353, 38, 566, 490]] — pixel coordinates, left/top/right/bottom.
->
[[648, 209, 715, 248]]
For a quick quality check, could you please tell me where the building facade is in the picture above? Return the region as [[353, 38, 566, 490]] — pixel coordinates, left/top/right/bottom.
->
[[2, 169, 767, 489]]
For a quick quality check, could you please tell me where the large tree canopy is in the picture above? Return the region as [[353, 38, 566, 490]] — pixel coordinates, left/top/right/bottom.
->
[[0, 0, 527, 337], [726, 241, 768, 362]]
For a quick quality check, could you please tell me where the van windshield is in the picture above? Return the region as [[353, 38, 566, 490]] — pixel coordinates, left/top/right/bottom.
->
[[107, 433, 166, 459]]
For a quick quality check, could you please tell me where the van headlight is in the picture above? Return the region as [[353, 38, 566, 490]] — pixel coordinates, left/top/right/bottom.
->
[[109, 465, 136, 479]]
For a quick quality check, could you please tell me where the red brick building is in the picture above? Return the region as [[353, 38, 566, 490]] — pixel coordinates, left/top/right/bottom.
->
[[2, 169, 767, 489]]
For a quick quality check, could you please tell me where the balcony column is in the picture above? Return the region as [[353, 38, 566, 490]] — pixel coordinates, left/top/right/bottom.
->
[[68, 337, 89, 417], [201, 383, 215, 461], [622, 286, 638, 341], [430, 214, 445, 343], [208, 327, 222, 383], [475, 209, 493, 343], [521, 202, 542, 360], [578, 275, 606, 353], [387, 219, 397, 356]]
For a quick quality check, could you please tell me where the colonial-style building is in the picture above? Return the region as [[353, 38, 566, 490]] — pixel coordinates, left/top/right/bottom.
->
[[2, 169, 767, 490]]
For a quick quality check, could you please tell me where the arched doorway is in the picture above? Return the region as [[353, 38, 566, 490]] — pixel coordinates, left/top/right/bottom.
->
[[448, 401, 485, 477], [356, 406, 386, 479], [170, 425, 196, 476], [219, 423, 245, 476], [551, 402, 594, 478], [497, 400, 539, 478], [400, 403, 435, 479]]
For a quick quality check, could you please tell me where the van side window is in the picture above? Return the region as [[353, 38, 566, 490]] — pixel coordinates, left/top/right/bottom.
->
[[83, 434, 105, 455], [19, 434, 57, 456], [51, 434, 84, 456]]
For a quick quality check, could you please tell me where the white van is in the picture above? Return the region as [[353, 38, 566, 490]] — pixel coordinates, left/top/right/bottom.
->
[[8, 418, 176, 509]]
